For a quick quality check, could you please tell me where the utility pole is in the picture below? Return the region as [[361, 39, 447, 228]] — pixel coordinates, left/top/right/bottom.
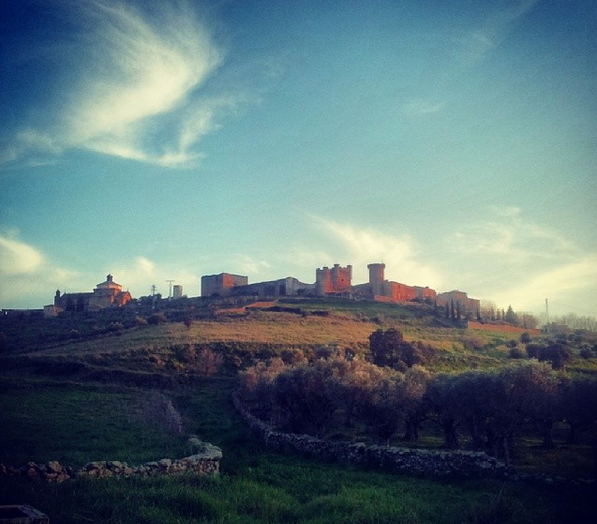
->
[[151, 285, 157, 310], [545, 298, 549, 333], [166, 280, 175, 300]]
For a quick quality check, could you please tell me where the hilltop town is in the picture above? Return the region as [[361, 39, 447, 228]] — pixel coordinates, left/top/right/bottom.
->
[[39, 262, 480, 320], [201, 263, 480, 318]]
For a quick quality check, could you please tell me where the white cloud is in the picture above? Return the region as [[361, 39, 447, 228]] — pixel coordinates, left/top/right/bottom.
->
[[311, 216, 444, 288], [444, 206, 597, 315], [109, 256, 201, 297], [232, 254, 272, 279], [2, 0, 234, 168], [448, 206, 579, 263], [490, 255, 597, 315], [403, 99, 445, 116], [0, 240, 203, 307], [0, 234, 45, 274], [0, 233, 86, 306]]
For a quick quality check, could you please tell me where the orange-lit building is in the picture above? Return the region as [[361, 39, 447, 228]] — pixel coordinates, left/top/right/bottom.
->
[[198, 262, 477, 310], [44, 274, 132, 316], [353, 262, 437, 303], [315, 264, 353, 296]]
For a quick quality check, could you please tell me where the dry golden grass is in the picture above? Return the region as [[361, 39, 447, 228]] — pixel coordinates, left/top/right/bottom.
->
[[185, 312, 378, 346], [28, 311, 379, 361], [21, 308, 521, 375]]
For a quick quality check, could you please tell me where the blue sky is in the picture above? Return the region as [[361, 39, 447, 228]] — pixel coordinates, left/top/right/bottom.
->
[[1, 0, 596, 318]]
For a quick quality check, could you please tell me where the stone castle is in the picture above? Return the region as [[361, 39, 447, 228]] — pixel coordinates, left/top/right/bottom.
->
[[201, 263, 480, 316], [41, 265, 479, 318]]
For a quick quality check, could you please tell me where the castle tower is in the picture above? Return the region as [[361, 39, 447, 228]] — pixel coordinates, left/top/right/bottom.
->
[[331, 263, 352, 292], [316, 264, 353, 296], [368, 263, 385, 296]]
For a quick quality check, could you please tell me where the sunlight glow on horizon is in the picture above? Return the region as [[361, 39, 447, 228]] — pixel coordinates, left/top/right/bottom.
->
[[1, 0, 595, 319]]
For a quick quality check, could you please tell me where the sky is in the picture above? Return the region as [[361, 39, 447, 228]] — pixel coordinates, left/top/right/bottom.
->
[[1, 0, 596, 319]]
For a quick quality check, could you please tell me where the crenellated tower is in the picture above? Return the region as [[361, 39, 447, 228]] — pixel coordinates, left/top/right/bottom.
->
[[316, 264, 353, 295]]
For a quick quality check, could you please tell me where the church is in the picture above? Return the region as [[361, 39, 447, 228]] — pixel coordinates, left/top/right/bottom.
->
[[44, 274, 132, 316]]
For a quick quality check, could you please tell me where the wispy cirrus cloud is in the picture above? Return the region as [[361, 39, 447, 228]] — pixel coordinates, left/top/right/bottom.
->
[[403, 99, 445, 116], [456, 0, 541, 64], [489, 254, 597, 313], [448, 206, 579, 263], [2, 0, 232, 168], [231, 254, 272, 278], [444, 206, 597, 314]]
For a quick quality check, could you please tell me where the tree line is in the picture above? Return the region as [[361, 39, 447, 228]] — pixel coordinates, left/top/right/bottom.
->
[[238, 330, 597, 468]]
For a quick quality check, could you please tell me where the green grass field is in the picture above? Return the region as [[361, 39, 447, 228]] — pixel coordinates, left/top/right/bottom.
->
[[1, 302, 596, 523], [1, 376, 593, 524]]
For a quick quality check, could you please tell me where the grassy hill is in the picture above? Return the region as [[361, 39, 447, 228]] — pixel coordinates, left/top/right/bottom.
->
[[1, 298, 595, 523], [0, 298, 544, 371]]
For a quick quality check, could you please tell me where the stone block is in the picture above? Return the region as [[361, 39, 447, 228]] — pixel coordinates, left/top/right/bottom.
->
[[0, 505, 49, 524]]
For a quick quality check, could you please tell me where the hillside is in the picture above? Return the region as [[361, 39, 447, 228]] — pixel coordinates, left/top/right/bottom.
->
[[1, 300, 515, 374], [1, 298, 596, 524], [2, 298, 595, 379]]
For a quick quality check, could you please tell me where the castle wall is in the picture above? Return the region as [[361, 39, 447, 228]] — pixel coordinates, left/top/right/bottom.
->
[[214, 277, 315, 299], [415, 286, 437, 301], [201, 273, 248, 297], [383, 281, 417, 301], [54, 292, 93, 312], [197, 264, 479, 313]]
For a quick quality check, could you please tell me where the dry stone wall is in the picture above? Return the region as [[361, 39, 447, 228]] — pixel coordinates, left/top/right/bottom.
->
[[233, 395, 596, 486], [0, 445, 221, 483], [232, 393, 508, 479]]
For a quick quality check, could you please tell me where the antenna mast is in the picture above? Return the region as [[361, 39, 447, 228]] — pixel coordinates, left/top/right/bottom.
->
[[151, 285, 157, 310], [166, 280, 175, 300]]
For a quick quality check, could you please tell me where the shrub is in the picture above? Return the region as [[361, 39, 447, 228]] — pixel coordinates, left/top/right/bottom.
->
[[136, 391, 184, 435], [109, 322, 124, 334], [526, 343, 544, 359], [537, 343, 572, 370], [314, 346, 333, 360], [280, 348, 308, 366], [520, 332, 532, 344], [369, 328, 423, 369], [195, 348, 224, 377], [461, 335, 485, 350], [508, 347, 525, 359], [579, 347, 592, 360], [148, 312, 168, 325]]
